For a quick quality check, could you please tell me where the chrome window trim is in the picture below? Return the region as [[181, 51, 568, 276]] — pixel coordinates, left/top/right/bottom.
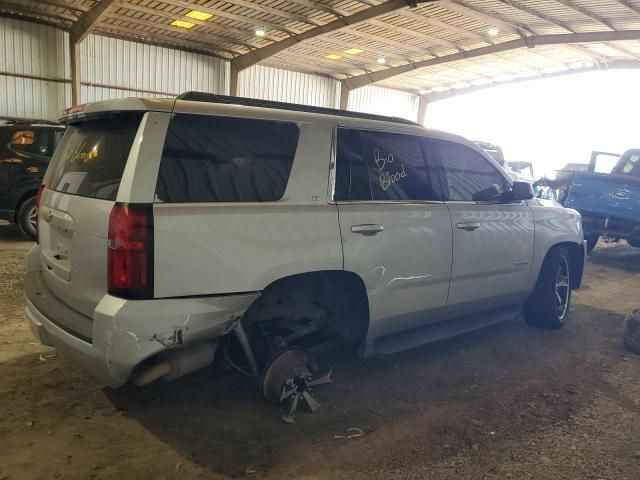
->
[[443, 200, 526, 206], [334, 200, 446, 205], [328, 125, 337, 204], [336, 123, 430, 137]]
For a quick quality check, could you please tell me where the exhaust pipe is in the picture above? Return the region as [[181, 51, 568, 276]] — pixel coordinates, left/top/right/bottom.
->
[[133, 341, 219, 386]]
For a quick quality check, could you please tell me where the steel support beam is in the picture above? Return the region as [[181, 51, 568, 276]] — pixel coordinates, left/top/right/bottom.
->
[[230, 0, 420, 72], [70, 39, 80, 106], [424, 59, 640, 102], [342, 30, 640, 90], [339, 81, 350, 110], [70, 0, 117, 44], [230, 63, 239, 97], [417, 95, 428, 125], [68, 0, 118, 105]]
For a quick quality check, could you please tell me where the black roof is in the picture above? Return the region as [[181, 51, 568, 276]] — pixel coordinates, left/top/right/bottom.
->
[[176, 92, 420, 126]]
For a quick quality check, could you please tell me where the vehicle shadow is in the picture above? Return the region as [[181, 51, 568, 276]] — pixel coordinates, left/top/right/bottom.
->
[[0, 220, 32, 244], [589, 243, 640, 274], [103, 302, 623, 478]]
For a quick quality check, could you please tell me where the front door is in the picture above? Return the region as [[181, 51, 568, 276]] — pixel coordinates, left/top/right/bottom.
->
[[429, 138, 534, 318], [334, 127, 452, 342]]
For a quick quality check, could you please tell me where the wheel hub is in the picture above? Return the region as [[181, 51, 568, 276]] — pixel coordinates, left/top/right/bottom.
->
[[261, 349, 332, 423]]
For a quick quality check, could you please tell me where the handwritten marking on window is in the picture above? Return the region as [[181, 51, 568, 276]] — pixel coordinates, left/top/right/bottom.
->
[[68, 140, 99, 163], [374, 148, 407, 191]]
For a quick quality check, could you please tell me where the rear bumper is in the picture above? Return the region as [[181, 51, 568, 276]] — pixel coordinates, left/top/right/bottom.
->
[[25, 260, 259, 388]]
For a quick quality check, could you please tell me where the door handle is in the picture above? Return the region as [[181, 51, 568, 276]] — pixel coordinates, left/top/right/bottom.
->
[[351, 224, 384, 236], [457, 222, 480, 231]]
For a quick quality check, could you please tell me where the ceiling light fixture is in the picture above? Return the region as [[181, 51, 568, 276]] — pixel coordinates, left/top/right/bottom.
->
[[171, 19, 195, 29], [325, 53, 342, 60], [377, 56, 386, 64], [255, 28, 266, 37], [185, 10, 213, 21], [488, 27, 500, 37], [343, 48, 363, 55]]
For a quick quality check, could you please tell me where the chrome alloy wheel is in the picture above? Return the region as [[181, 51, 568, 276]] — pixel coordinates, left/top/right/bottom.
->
[[555, 256, 570, 320]]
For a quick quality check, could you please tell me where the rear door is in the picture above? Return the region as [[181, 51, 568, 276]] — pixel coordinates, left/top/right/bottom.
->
[[429, 138, 534, 318], [335, 127, 452, 341], [0, 127, 16, 203], [39, 113, 144, 318], [152, 112, 343, 298]]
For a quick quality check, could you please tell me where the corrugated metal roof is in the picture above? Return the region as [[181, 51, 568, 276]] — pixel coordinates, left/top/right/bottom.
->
[[1, 0, 639, 95]]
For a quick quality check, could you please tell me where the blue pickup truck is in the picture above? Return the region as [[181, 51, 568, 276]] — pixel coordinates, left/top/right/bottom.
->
[[560, 149, 640, 253]]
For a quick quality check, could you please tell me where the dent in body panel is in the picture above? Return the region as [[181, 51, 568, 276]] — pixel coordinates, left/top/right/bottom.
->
[[337, 203, 453, 340], [94, 292, 259, 385]]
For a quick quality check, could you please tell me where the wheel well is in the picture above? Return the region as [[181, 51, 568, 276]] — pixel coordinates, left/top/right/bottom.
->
[[12, 189, 37, 222], [243, 270, 370, 344], [546, 242, 584, 290]]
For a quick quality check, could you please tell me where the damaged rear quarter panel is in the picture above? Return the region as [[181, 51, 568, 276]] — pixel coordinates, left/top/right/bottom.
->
[[93, 292, 260, 384]]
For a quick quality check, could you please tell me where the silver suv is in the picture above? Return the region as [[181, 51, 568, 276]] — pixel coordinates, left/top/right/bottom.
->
[[25, 93, 586, 401]]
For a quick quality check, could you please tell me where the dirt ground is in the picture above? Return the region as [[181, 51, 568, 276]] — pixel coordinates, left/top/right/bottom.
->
[[1, 220, 639, 480]]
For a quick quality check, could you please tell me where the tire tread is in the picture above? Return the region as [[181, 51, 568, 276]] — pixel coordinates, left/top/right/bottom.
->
[[524, 247, 571, 329]]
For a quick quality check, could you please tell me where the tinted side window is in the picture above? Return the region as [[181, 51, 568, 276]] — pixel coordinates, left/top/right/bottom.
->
[[431, 139, 507, 202], [156, 115, 299, 203], [334, 128, 437, 201], [9, 128, 52, 157]]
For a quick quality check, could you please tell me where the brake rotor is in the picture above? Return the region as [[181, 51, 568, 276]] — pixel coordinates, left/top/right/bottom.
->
[[262, 349, 314, 403], [261, 348, 332, 423]]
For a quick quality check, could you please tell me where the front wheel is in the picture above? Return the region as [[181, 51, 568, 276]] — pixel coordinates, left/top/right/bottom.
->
[[524, 247, 572, 329], [16, 197, 37, 240]]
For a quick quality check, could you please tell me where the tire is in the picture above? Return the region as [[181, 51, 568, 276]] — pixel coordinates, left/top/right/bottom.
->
[[624, 310, 640, 355], [524, 247, 572, 329], [585, 234, 599, 255], [16, 197, 37, 240]]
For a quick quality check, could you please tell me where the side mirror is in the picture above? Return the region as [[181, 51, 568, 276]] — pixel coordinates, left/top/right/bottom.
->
[[506, 181, 534, 201]]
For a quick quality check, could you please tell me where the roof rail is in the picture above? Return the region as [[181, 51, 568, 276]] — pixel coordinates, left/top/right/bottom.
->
[[176, 92, 420, 126], [0, 116, 61, 127]]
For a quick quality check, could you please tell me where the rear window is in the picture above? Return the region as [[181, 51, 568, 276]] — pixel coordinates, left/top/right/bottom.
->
[[155, 114, 299, 203], [47, 113, 142, 200]]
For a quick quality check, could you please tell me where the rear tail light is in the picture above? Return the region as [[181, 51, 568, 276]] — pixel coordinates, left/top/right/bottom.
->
[[35, 185, 45, 244], [108, 204, 154, 299]]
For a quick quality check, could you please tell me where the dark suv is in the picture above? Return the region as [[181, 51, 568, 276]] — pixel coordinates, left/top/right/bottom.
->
[[0, 121, 65, 239]]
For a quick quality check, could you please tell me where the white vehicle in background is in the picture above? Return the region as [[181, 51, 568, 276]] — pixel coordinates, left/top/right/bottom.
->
[[25, 94, 586, 418], [505, 161, 535, 184], [474, 141, 534, 184]]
